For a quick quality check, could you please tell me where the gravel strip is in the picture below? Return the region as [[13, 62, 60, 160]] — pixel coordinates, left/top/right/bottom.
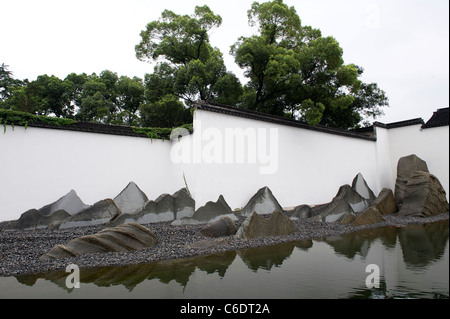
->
[[0, 212, 448, 277]]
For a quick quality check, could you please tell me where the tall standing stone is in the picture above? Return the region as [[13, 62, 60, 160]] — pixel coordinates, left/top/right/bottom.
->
[[397, 171, 449, 217], [395, 154, 429, 207]]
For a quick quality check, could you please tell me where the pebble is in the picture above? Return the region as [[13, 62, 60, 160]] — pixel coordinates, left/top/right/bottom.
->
[[0, 212, 448, 277]]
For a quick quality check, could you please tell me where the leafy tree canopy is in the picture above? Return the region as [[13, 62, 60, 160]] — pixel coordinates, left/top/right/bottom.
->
[[136, 5, 242, 106], [231, 0, 388, 129]]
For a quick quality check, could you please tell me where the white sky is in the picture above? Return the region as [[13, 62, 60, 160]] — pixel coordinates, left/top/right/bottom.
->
[[1, 0, 449, 123]]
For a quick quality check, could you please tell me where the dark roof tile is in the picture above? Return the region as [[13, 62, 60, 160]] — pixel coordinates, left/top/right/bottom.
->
[[422, 107, 449, 129], [194, 101, 377, 141]]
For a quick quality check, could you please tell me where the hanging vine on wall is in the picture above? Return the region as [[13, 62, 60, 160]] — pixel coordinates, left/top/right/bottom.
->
[[0, 109, 76, 133]]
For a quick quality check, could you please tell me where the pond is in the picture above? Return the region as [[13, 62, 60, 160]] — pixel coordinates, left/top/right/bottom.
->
[[0, 221, 448, 299]]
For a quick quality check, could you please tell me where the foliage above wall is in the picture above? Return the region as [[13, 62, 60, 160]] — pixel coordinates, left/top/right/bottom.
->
[[0, 109, 76, 131], [0, 109, 192, 140]]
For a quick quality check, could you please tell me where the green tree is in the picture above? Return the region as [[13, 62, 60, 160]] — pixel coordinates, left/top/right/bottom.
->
[[231, 0, 388, 129], [0, 63, 16, 102], [116, 75, 145, 125], [139, 94, 192, 128], [76, 71, 121, 124], [136, 5, 242, 106]]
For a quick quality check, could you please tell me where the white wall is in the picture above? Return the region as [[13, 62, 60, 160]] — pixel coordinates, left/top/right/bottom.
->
[[179, 110, 380, 209], [1, 111, 448, 222], [0, 125, 184, 221]]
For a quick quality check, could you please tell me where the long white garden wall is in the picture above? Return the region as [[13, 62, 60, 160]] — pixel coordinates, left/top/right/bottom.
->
[[0, 107, 448, 222], [179, 109, 380, 210], [0, 126, 185, 222]]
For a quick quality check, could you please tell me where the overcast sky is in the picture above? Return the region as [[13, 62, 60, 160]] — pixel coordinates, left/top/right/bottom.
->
[[1, 0, 448, 123]]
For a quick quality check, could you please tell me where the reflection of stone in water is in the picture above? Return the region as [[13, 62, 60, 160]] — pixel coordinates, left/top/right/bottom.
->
[[237, 241, 310, 272], [321, 227, 398, 259], [15, 250, 237, 292], [398, 220, 449, 268]]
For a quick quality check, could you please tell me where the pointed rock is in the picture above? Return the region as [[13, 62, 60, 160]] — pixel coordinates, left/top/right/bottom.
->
[[239, 186, 284, 217], [113, 182, 148, 215], [235, 211, 296, 239], [109, 188, 195, 226], [314, 185, 370, 223], [371, 188, 397, 215], [39, 223, 158, 260], [352, 173, 376, 202], [6, 189, 87, 230], [38, 189, 89, 216]]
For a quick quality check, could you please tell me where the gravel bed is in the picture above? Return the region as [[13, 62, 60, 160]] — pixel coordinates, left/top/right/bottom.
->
[[0, 212, 448, 277]]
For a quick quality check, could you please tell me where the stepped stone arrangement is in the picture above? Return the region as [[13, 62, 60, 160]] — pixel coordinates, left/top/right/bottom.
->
[[235, 211, 296, 239], [172, 195, 234, 225], [40, 223, 158, 260], [5, 153, 448, 243]]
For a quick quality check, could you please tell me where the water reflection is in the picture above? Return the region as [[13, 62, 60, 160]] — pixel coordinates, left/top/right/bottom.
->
[[11, 220, 449, 297]]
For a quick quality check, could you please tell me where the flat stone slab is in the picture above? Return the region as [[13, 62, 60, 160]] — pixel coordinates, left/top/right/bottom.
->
[[56, 199, 121, 229], [351, 207, 385, 226], [6, 209, 71, 231], [235, 211, 297, 240], [40, 223, 158, 260]]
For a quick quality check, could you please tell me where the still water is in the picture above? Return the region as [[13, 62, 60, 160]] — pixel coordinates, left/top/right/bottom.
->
[[0, 221, 448, 299]]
